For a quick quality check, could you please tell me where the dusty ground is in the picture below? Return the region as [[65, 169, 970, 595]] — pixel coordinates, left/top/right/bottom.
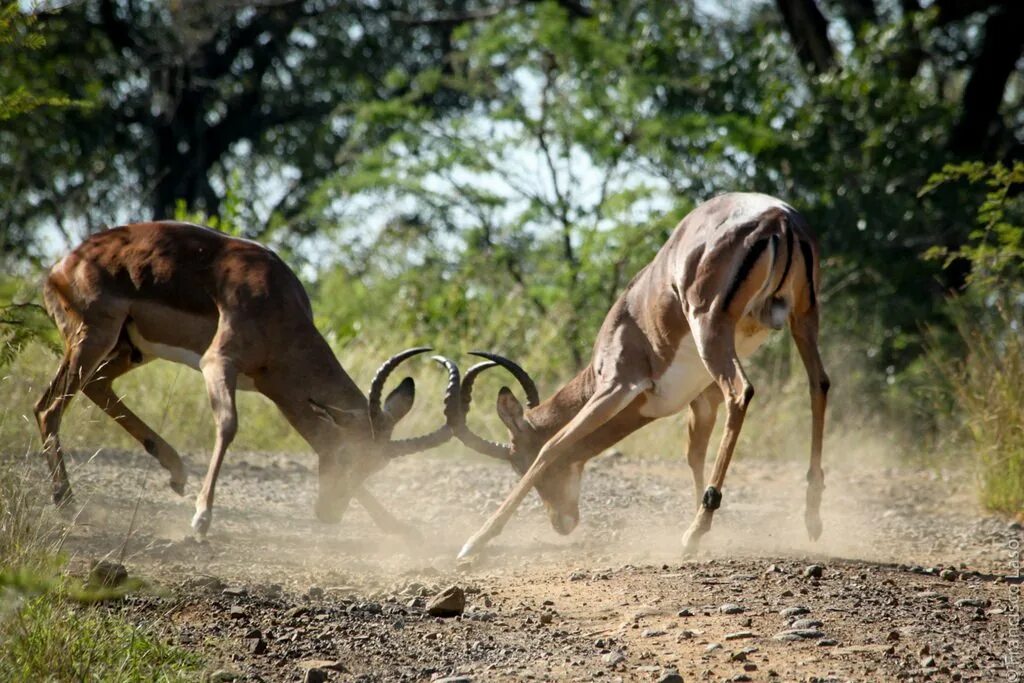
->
[[49, 444, 1023, 682]]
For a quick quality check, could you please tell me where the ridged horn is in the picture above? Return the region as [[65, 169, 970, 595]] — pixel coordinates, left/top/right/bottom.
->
[[385, 355, 461, 458]]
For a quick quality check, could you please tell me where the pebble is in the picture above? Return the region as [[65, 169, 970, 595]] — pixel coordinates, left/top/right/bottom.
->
[[88, 560, 128, 588], [803, 564, 823, 579], [719, 603, 744, 614], [427, 586, 466, 617], [779, 606, 810, 618], [433, 677, 473, 683], [228, 606, 247, 619], [954, 598, 988, 608], [724, 631, 756, 640], [790, 618, 823, 629], [303, 669, 327, 683], [209, 671, 240, 683], [642, 629, 666, 638], [818, 639, 839, 647], [677, 608, 694, 617], [939, 568, 959, 581], [774, 629, 825, 641], [603, 650, 626, 665], [705, 643, 722, 653], [245, 636, 266, 654], [657, 673, 684, 683]]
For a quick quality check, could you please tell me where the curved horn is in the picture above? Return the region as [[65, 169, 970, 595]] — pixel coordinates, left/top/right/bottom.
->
[[385, 355, 461, 458], [468, 351, 540, 407], [454, 360, 514, 460], [368, 346, 432, 426]]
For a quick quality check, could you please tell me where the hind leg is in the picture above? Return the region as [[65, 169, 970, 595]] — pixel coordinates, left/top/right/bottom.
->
[[34, 325, 120, 506], [681, 322, 754, 555], [789, 308, 829, 541], [82, 341, 187, 495], [192, 346, 239, 538]]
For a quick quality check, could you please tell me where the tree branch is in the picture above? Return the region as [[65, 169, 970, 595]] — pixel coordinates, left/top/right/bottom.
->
[[948, 2, 1024, 158], [775, 0, 837, 75]]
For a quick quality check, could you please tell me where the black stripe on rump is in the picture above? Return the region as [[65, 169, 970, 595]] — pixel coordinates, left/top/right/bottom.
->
[[799, 239, 817, 308], [772, 216, 794, 296], [721, 237, 770, 312]]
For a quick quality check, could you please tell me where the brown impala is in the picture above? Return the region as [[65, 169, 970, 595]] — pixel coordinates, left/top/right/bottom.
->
[[35, 221, 459, 538], [455, 192, 830, 557]]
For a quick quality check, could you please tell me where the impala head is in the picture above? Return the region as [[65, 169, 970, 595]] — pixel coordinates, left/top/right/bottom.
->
[[455, 352, 583, 535], [309, 347, 460, 523]]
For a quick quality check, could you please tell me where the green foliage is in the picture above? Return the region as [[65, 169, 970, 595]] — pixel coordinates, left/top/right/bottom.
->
[[0, 590, 202, 683], [0, 3, 85, 121], [920, 162, 1024, 514], [921, 162, 1024, 298], [0, 451, 202, 681], [0, 275, 59, 369], [0, 302, 57, 369]]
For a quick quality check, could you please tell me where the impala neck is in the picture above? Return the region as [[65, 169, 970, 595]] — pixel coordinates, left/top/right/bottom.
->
[[525, 364, 597, 442], [271, 336, 368, 454], [524, 363, 653, 460]]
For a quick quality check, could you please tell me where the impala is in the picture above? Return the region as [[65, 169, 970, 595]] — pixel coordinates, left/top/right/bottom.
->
[[35, 221, 459, 538], [454, 192, 829, 557]]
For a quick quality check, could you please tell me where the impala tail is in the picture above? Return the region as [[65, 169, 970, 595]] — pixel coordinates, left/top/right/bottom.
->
[[747, 207, 801, 330]]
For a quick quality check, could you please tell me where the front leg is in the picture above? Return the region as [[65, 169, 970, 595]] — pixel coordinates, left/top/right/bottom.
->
[[458, 380, 650, 558], [685, 384, 722, 509]]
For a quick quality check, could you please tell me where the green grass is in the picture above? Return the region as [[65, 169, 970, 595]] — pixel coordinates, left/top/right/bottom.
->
[[0, 590, 202, 682], [935, 305, 1024, 515], [0, 456, 204, 682]]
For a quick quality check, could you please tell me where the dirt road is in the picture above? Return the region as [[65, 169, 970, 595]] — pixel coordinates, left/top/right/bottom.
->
[[53, 445, 1021, 681]]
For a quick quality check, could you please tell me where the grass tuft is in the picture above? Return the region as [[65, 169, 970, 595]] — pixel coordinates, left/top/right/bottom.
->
[[933, 304, 1024, 515], [0, 455, 203, 681]]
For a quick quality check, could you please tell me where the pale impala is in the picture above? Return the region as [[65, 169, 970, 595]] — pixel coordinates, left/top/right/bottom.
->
[[35, 221, 459, 538], [455, 192, 829, 557]]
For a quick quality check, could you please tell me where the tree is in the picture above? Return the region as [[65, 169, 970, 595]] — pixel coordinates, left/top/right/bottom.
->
[[0, 0, 479, 258]]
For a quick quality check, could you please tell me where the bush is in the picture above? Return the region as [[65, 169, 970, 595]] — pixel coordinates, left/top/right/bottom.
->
[[922, 162, 1024, 514]]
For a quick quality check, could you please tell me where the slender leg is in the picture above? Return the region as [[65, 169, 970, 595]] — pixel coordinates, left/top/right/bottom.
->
[[789, 309, 830, 540], [192, 353, 238, 538], [34, 328, 119, 506], [686, 383, 722, 509], [354, 489, 423, 542], [82, 346, 187, 495], [256, 372, 417, 535], [458, 379, 650, 558], [682, 322, 753, 554]]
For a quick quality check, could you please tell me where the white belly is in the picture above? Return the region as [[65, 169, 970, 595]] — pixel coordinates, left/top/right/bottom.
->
[[125, 323, 256, 391], [639, 325, 771, 418]]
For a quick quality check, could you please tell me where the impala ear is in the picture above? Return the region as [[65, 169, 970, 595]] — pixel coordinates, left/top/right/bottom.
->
[[383, 377, 415, 422], [496, 386, 528, 434], [309, 398, 366, 428]]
